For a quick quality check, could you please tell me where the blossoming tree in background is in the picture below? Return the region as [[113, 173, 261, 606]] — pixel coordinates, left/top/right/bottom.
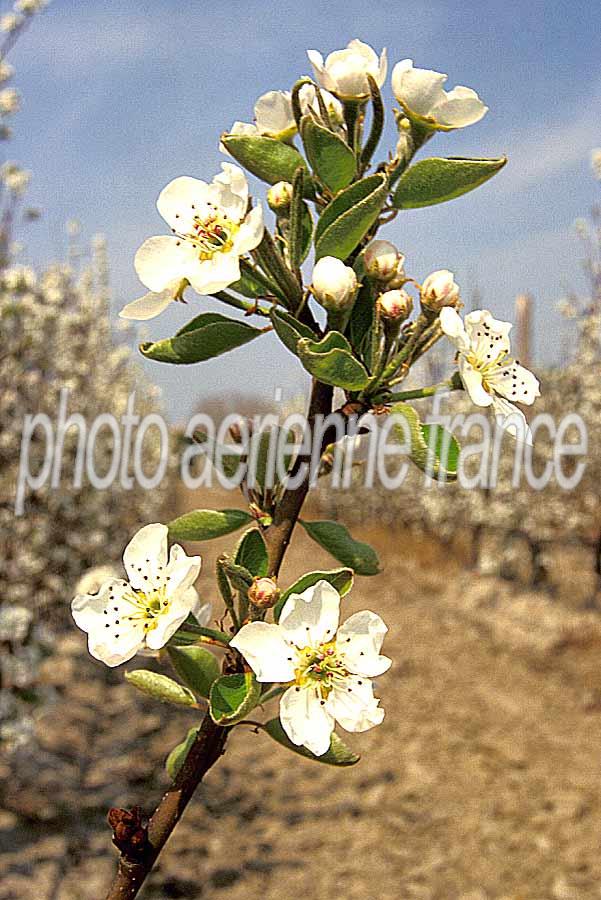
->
[[0, 1, 171, 750], [71, 39, 539, 898]]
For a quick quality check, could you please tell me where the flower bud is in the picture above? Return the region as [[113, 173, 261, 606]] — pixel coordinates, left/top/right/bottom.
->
[[420, 269, 460, 311], [378, 288, 413, 321], [363, 240, 404, 282], [267, 181, 293, 212], [248, 576, 280, 609], [311, 256, 357, 312]]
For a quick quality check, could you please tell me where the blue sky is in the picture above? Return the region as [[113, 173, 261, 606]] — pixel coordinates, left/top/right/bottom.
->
[[9, 0, 601, 418]]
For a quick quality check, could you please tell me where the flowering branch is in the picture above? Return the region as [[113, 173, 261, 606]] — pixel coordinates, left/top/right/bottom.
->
[[66, 34, 538, 900]]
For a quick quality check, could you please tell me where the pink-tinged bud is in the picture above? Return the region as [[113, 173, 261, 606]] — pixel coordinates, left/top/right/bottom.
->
[[378, 288, 413, 321], [363, 240, 404, 282], [267, 181, 293, 211], [248, 576, 280, 609], [420, 269, 460, 311], [311, 256, 358, 312]]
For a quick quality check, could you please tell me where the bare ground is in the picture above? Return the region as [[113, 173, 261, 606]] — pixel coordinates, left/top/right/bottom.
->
[[3, 520, 601, 900]]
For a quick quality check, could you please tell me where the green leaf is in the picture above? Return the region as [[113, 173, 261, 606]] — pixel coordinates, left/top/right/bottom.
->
[[300, 115, 356, 193], [209, 672, 261, 725], [125, 670, 196, 707], [314, 174, 388, 260], [348, 282, 376, 365], [234, 528, 269, 578], [270, 307, 317, 357], [140, 312, 263, 365], [391, 156, 507, 209], [262, 718, 360, 766], [390, 402, 459, 481], [167, 646, 220, 699], [220, 134, 313, 192], [166, 727, 198, 779], [168, 508, 252, 541], [299, 520, 380, 576], [248, 425, 296, 491], [274, 567, 354, 621], [297, 332, 370, 391], [230, 268, 268, 298]]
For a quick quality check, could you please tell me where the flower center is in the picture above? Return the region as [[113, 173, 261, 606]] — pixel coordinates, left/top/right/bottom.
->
[[123, 586, 170, 633], [466, 348, 510, 391], [173, 203, 239, 260], [294, 640, 348, 696]]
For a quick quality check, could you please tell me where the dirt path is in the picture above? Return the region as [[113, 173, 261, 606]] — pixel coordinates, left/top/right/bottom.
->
[[2, 526, 601, 899]]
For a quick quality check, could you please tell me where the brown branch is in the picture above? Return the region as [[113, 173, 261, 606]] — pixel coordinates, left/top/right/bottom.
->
[[105, 378, 335, 899]]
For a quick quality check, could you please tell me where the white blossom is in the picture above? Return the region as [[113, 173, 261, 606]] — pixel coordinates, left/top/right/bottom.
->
[[391, 59, 488, 130], [378, 288, 413, 320], [0, 87, 20, 115], [591, 148, 601, 182], [231, 581, 390, 756], [225, 85, 343, 143], [0, 161, 29, 194], [72, 524, 205, 667], [311, 256, 357, 311], [14, 0, 49, 14], [0, 13, 22, 32], [440, 307, 541, 443], [120, 164, 263, 320], [0, 60, 14, 83], [308, 39, 387, 101], [363, 240, 404, 281], [421, 269, 460, 310]]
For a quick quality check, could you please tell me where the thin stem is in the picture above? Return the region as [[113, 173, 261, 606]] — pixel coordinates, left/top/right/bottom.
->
[[390, 380, 454, 400], [212, 290, 271, 317], [106, 377, 336, 900]]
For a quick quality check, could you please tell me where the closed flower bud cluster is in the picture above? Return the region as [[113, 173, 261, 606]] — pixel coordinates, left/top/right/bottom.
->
[[311, 256, 357, 312], [420, 269, 460, 312], [248, 576, 280, 609]]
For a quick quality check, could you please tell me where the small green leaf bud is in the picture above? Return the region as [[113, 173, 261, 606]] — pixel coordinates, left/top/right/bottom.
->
[[267, 181, 293, 212]]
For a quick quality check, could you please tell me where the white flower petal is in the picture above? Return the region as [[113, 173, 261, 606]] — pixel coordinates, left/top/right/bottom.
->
[[189, 595, 212, 627], [336, 610, 391, 677], [492, 397, 533, 445], [123, 524, 168, 591], [433, 86, 488, 128], [157, 176, 211, 231], [72, 580, 144, 667], [145, 593, 194, 650], [439, 306, 469, 351], [307, 49, 330, 90], [459, 358, 494, 407], [487, 361, 541, 406], [326, 675, 384, 732], [391, 59, 447, 117], [163, 543, 201, 597], [119, 287, 175, 321], [278, 580, 340, 648], [134, 236, 198, 293], [279, 683, 334, 756], [254, 90, 294, 136], [465, 309, 512, 358], [231, 204, 264, 255], [230, 621, 296, 683], [186, 251, 241, 296], [211, 163, 248, 223]]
